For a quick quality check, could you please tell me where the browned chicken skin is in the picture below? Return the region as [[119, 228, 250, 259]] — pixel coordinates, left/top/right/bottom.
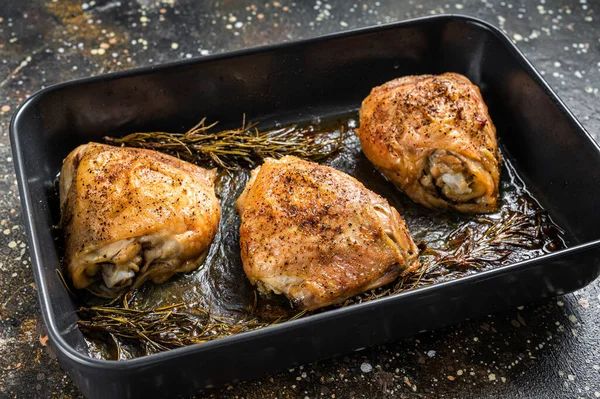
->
[[236, 156, 420, 310], [358, 73, 501, 213], [60, 143, 221, 296]]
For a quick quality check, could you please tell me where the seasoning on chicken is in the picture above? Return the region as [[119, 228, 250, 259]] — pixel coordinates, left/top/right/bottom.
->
[[59, 143, 221, 297], [236, 156, 420, 310], [357, 73, 501, 213]]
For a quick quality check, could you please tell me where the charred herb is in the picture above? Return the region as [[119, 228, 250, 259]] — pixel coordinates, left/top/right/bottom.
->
[[421, 199, 562, 277], [78, 298, 306, 356], [104, 117, 344, 169]]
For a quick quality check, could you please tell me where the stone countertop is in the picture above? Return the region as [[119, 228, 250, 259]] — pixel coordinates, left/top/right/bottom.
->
[[0, 0, 599, 398]]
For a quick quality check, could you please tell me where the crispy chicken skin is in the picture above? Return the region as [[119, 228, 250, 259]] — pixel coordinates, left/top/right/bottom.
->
[[59, 143, 221, 296], [236, 156, 420, 310], [357, 73, 501, 213]]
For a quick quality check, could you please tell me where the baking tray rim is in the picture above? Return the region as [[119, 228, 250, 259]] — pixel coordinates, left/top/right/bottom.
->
[[9, 13, 600, 370]]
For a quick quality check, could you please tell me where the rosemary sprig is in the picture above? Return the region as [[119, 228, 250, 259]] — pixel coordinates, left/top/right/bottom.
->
[[422, 206, 549, 274], [104, 117, 344, 169], [78, 301, 308, 356], [78, 303, 270, 353], [347, 199, 563, 305]]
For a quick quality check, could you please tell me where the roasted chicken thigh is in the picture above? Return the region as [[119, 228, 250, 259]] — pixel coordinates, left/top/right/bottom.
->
[[236, 156, 420, 310], [358, 73, 501, 213], [60, 143, 221, 296]]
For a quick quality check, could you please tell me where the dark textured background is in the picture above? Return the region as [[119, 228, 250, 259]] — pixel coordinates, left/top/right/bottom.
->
[[0, 0, 599, 398]]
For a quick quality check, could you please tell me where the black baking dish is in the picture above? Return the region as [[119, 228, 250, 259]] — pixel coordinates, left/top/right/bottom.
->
[[10, 15, 600, 399]]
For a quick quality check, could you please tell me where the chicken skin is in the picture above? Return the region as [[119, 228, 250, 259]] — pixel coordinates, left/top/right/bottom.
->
[[236, 156, 420, 310], [357, 73, 501, 213], [60, 143, 221, 296]]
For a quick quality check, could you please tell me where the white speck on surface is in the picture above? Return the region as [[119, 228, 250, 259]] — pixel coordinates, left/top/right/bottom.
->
[[557, 300, 564, 306], [554, 61, 561, 67], [474, 337, 479, 342], [489, 373, 496, 381], [171, 42, 179, 50], [427, 350, 436, 357], [457, 370, 463, 376], [340, 21, 348, 27], [8, 241, 17, 248], [360, 363, 373, 373], [584, 16, 593, 22], [234, 21, 243, 28], [569, 315, 578, 323], [455, 4, 464, 9], [568, 374, 575, 381], [513, 33, 523, 41], [575, 71, 583, 78], [585, 87, 593, 93]]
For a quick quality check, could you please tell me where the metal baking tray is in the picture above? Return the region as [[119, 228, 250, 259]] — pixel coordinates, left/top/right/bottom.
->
[[10, 15, 600, 399]]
